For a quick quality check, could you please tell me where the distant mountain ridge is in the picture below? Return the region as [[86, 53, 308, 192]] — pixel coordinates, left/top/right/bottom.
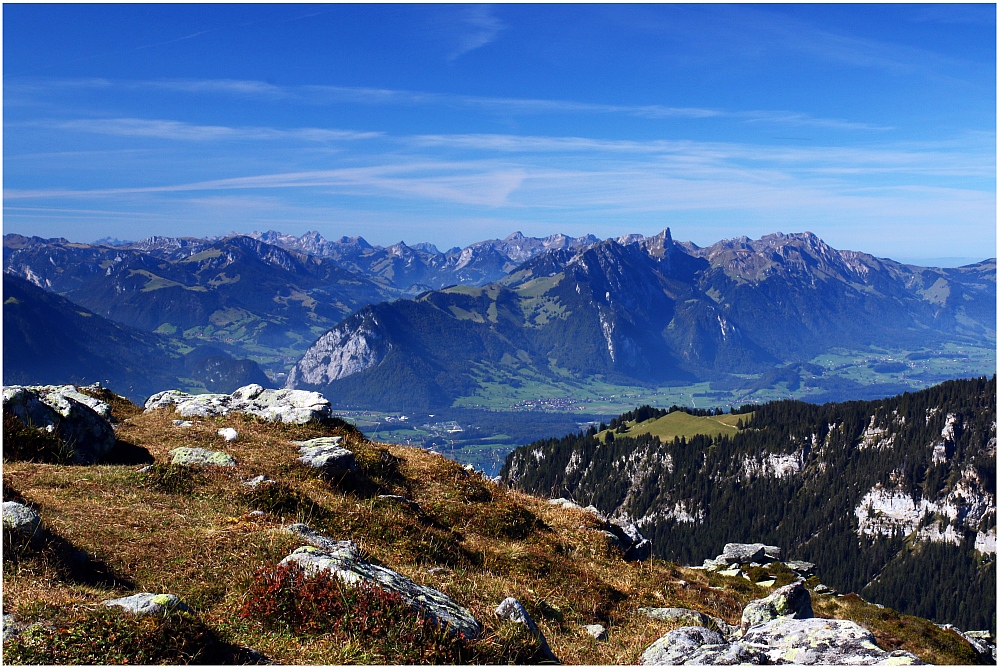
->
[[287, 229, 995, 410]]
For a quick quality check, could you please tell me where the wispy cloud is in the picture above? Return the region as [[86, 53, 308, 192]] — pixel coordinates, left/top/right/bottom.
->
[[19, 118, 383, 142], [448, 5, 506, 60], [12, 77, 892, 131]]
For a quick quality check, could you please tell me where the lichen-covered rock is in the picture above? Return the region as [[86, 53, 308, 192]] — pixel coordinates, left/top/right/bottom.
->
[[280, 524, 361, 556], [742, 617, 924, 665], [2, 501, 42, 538], [144, 384, 332, 424], [168, 447, 236, 467], [3, 385, 116, 464], [584, 623, 607, 640], [281, 544, 480, 639], [103, 593, 192, 616], [495, 597, 558, 662], [741, 581, 813, 632], [639, 607, 714, 627], [640, 626, 727, 664], [294, 437, 358, 478]]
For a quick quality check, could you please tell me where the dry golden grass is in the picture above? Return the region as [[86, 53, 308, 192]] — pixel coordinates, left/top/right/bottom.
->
[[2, 391, 986, 664]]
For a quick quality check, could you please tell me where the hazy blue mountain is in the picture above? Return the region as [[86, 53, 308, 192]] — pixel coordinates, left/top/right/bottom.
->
[[3, 272, 185, 401]]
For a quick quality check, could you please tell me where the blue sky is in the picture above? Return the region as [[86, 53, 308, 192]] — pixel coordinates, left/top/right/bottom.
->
[[3, 3, 995, 264]]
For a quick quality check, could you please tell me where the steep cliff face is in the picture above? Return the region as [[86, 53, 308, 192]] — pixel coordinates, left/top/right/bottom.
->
[[502, 377, 997, 631], [287, 310, 392, 387]]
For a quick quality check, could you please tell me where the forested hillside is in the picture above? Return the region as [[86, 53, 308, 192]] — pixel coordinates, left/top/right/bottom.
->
[[502, 377, 997, 631]]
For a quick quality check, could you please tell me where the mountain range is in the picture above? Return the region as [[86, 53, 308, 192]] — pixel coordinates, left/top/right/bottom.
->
[[287, 230, 995, 410], [4, 228, 995, 408]]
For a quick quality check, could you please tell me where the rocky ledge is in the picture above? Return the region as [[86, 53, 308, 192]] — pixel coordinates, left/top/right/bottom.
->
[[145, 384, 331, 424]]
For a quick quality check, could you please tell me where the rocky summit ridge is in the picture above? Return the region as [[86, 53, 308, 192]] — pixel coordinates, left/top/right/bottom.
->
[[2, 380, 994, 664]]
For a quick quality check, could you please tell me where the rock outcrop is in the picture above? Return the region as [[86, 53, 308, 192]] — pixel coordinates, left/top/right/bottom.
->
[[495, 597, 559, 662], [293, 437, 358, 478], [145, 384, 331, 424], [280, 542, 480, 639], [547, 499, 652, 561], [3, 385, 116, 464], [740, 581, 813, 632], [742, 617, 922, 665], [103, 593, 192, 616]]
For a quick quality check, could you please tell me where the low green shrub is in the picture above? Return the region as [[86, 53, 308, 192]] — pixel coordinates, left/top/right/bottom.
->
[[2, 608, 238, 665]]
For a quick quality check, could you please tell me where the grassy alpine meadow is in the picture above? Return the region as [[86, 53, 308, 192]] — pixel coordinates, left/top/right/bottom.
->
[[1, 388, 987, 665]]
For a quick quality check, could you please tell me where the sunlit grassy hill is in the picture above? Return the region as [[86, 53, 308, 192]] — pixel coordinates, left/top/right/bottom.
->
[[2, 388, 986, 665]]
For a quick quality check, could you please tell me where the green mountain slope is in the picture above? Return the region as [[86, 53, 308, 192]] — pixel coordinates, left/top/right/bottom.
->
[[2, 273, 185, 401], [501, 376, 997, 631]]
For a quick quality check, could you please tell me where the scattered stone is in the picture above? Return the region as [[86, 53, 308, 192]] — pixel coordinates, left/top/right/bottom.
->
[[3, 385, 116, 464], [718, 566, 742, 578], [145, 384, 332, 424], [168, 447, 236, 468], [812, 584, 836, 595], [640, 626, 726, 664], [584, 623, 607, 641], [549, 497, 584, 511], [249, 510, 266, 517], [280, 524, 360, 556], [495, 597, 558, 662], [784, 560, 816, 575], [606, 521, 652, 562], [427, 567, 451, 576], [243, 475, 276, 488], [742, 617, 924, 665], [281, 544, 480, 639], [136, 465, 153, 473], [2, 501, 42, 538], [2, 613, 18, 641], [103, 593, 192, 616], [218, 427, 238, 441], [172, 420, 194, 428], [757, 579, 777, 588], [294, 437, 358, 478], [741, 581, 813, 632]]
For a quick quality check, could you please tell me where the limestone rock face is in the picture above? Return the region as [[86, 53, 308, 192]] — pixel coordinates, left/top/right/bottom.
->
[[495, 597, 559, 662], [103, 593, 192, 616], [286, 310, 391, 387], [2, 501, 42, 538], [293, 437, 358, 478], [742, 617, 923, 665], [3, 385, 116, 464], [280, 544, 480, 639], [168, 447, 236, 468], [741, 581, 813, 632], [144, 384, 332, 424]]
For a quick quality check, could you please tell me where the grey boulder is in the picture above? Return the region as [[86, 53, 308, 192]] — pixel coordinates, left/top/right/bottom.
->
[[294, 437, 358, 478], [719, 543, 777, 565], [495, 597, 559, 663], [742, 617, 924, 665], [145, 384, 332, 425], [3, 385, 116, 464], [640, 626, 728, 664], [741, 581, 813, 632], [3, 501, 42, 538], [584, 623, 607, 640], [103, 593, 192, 616], [281, 543, 480, 639]]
